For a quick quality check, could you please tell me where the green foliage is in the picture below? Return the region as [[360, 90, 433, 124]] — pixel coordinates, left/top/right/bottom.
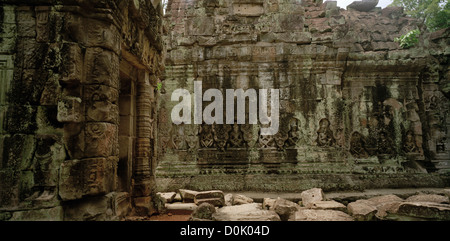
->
[[394, 29, 421, 48], [157, 82, 162, 91], [390, 0, 450, 31]]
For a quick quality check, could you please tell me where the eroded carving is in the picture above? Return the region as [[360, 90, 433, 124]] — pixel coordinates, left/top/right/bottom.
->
[[229, 123, 244, 148], [403, 130, 418, 153], [316, 118, 335, 147], [350, 131, 369, 158]]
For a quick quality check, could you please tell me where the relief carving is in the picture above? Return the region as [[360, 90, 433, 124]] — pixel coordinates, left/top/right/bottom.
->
[[377, 131, 394, 155], [259, 124, 274, 148], [242, 124, 257, 148], [274, 131, 288, 151], [316, 118, 335, 147], [403, 130, 418, 153], [287, 119, 300, 147], [229, 123, 244, 148], [172, 124, 186, 150], [158, 107, 171, 154], [199, 124, 214, 148], [213, 124, 230, 152], [349, 131, 369, 158]]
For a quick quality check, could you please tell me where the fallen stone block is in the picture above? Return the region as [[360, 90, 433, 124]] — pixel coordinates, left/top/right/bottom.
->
[[347, 199, 378, 221], [367, 194, 404, 219], [179, 189, 199, 203], [406, 194, 449, 204], [386, 202, 450, 221], [300, 188, 325, 208], [189, 202, 216, 221], [156, 192, 177, 204], [213, 203, 281, 221], [290, 209, 354, 221], [309, 200, 346, 212], [347, 0, 379, 12], [263, 198, 277, 210], [232, 194, 254, 205], [273, 197, 301, 221], [225, 193, 233, 206], [367, 194, 404, 205], [165, 202, 198, 215], [194, 190, 225, 207]]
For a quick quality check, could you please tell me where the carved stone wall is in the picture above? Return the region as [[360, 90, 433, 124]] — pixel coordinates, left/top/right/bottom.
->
[[0, 0, 164, 220], [158, 0, 450, 192]]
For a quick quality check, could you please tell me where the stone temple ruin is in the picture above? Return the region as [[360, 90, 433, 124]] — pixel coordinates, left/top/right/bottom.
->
[[0, 0, 449, 220]]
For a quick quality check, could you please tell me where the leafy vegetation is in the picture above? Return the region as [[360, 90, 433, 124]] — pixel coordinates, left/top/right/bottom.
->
[[390, 0, 450, 31], [394, 29, 421, 48]]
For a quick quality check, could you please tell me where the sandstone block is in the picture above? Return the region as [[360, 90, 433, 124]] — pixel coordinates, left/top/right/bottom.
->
[[194, 190, 225, 207], [84, 122, 118, 158], [233, 3, 264, 16], [273, 197, 301, 221], [165, 202, 198, 211], [232, 194, 254, 205], [10, 206, 63, 221], [213, 203, 281, 221], [347, 0, 379, 12], [406, 194, 450, 204], [179, 189, 199, 203], [291, 209, 354, 221], [366, 194, 404, 219], [301, 188, 325, 208], [189, 203, 216, 221], [57, 97, 83, 123], [309, 200, 346, 212], [157, 192, 177, 203], [263, 198, 277, 210], [59, 158, 116, 201], [225, 193, 233, 206], [347, 199, 378, 221], [387, 202, 450, 221]]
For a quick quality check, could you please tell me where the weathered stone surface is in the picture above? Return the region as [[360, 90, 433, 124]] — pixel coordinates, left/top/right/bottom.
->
[[134, 196, 153, 216], [213, 203, 281, 221], [273, 197, 301, 221], [263, 198, 277, 210], [367, 195, 404, 219], [64, 194, 121, 221], [179, 189, 199, 203], [9, 206, 63, 221], [57, 97, 83, 123], [444, 189, 450, 199], [59, 158, 116, 201], [347, 0, 379, 12], [165, 202, 198, 212], [386, 202, 450, 221], [232, 194, 254, 205], [290, 209, 354, 221], [406, 194, 450, 204], [309, 200, 347, 212], [367, 194, 404, 205], [225, 193, 233, 206], [347, 200, 378, 221], [194, 190, 225, 207], [189, 202, 216, 221], [301, 188, 325, 208], [0, 0, 163, 221], [157, 192, 177, 204]]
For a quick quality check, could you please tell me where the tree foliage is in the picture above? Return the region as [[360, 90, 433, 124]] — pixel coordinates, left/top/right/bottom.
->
[[394, 29, 421, 48], [390, 0, 450, 31]]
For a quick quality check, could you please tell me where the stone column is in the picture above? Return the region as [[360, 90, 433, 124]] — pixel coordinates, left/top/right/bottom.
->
[[133, 70, 156, 215]]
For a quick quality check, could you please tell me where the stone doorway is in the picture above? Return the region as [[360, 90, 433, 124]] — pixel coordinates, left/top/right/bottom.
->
[[118, 60, 138, 193]]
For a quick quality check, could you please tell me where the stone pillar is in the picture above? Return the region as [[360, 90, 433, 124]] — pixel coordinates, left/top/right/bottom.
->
[[133, 70, 156, 215]]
